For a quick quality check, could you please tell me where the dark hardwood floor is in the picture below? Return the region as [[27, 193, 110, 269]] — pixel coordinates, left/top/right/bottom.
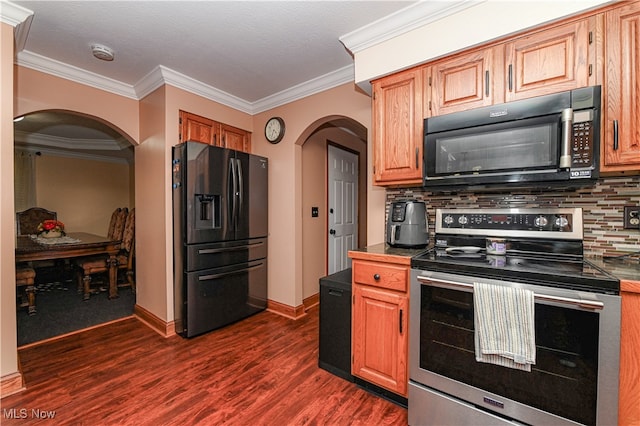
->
[[3, 306, 408, 425]]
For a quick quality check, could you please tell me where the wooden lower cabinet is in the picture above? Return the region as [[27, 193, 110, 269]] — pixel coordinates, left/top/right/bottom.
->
[[619, 281, 640, 426], [351, 258, 409, 397]]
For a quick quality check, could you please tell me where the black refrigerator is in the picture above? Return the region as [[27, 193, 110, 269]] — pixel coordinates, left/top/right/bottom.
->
[[172, 141, 268, 338]]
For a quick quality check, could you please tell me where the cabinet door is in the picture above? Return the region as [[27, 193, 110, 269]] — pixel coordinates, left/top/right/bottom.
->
[[602, 3, 640, 172], [504, 18, 592, 102], [352, 284, 408, 396], [372, 68, 423, 186], [220, 123, 251, 153], [179, 110, 220, 145], [430, 46, 503, 116], [619, 285, 640, 426]]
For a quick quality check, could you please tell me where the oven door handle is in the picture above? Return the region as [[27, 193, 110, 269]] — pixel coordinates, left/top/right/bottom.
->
[[417, 275, 604, 311]]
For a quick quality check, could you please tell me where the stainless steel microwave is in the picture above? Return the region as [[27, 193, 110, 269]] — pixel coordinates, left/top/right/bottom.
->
[[423, 86, 601, 191]]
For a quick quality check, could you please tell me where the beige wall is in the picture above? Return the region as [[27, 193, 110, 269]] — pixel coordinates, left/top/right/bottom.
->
[[301, 127, 367, 300], [2, 30, 383, 386], [252, 83, 384, 308], [34, 155, 131, 236], [14, 67, 139, 143], [1, 21, 18, 380], [136, 85, 169, 320]]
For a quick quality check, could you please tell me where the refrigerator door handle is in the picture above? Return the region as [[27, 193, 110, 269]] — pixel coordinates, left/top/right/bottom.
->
[[229, 158, 237, 229], [198, 241, 265, 254], [198, 263, 264, 281], [236, 158, 243, 222]]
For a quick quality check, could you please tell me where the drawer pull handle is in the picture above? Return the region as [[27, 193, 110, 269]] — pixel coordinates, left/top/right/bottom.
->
[[373, 274, 380, 281]]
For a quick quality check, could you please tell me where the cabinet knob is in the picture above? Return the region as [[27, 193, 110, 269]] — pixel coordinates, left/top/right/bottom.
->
[[373, 274, 380, 281]]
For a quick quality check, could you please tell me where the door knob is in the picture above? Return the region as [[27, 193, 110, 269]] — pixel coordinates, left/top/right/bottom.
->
[[329, 229, 336, 235]]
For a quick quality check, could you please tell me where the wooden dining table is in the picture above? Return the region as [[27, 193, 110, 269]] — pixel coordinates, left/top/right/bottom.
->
[[16, 232, 122, 299]]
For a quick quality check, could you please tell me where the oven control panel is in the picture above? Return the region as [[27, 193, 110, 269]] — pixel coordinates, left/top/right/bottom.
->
[[435, 208, 583, 240]]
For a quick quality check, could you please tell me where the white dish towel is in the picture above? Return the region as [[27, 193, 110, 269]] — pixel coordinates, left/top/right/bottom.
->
[[473, 282, 536, 372]]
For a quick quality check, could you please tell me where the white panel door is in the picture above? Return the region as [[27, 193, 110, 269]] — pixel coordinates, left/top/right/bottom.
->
[[328, 145, 358, 274]]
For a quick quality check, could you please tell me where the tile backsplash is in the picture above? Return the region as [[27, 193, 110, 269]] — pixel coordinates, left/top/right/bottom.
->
[[387, 176, 640, 257]]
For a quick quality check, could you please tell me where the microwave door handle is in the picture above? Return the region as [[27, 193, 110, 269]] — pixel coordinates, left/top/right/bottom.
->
[[559, 108, 573, 169]]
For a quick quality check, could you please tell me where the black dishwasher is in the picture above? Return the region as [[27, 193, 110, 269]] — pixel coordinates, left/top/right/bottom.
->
[[318, 268, 353, 382]]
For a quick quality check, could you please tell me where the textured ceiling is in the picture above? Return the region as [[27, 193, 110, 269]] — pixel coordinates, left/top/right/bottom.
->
[[10, 0, 419, 159], [13, 0, 416, 103]]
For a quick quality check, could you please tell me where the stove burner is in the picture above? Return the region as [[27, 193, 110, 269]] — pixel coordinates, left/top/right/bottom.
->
[[413, 248, 619, 294]]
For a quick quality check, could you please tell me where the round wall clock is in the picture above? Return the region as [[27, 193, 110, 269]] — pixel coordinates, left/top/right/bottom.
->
[[265, 117, 285, 144]]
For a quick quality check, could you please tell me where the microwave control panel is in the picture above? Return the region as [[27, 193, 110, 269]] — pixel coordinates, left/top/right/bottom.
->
[[570, 109, 595, 175]]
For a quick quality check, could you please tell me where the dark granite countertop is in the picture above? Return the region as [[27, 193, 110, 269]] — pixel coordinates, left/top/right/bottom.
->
[[588, 255, 640, 284], [348, 242, 431, 265], [350, 242, 430, 258]]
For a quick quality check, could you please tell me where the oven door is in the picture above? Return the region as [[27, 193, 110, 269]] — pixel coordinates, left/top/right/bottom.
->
[[409, 269, 621, 426]]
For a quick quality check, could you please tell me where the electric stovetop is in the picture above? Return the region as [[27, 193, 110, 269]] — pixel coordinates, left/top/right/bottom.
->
[[411, 248, 619, 294], [411, 207, 620, 294]]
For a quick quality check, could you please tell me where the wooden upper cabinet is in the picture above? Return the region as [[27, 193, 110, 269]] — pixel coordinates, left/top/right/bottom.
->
[[179, 110, 219, 145], [429, 45, 504, 116], [602, 2, 640, 172], [220, 123, 251, 152], [372, 67, 423, 186], [504, 18, 593, 102], [179, 110, 252, 153]]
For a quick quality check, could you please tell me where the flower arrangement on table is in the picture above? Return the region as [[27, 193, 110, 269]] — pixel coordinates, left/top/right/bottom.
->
[[37, 219, 66, 238]]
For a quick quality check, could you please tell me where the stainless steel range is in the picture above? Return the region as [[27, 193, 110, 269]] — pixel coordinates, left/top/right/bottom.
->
[[409, 208, 621, 426]]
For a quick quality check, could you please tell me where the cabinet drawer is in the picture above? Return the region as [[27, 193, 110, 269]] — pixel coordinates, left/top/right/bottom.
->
[[353, 260, 408, 292]]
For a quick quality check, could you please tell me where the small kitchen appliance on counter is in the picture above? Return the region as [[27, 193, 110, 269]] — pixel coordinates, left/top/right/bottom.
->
[[386, 200, 428, 248]]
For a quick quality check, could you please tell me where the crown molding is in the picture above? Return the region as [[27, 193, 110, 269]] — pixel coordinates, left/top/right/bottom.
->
[[14, 130, 128, 151], [339, 1, 483, 55], [0, 1, 32, 27], [1, 1, 33, 52], [10, 0, 469, 115], [134, 65, 251, 112], [15, 144, 131, 165], [251, 65, 354, 114], [17, 50, 139, 99]]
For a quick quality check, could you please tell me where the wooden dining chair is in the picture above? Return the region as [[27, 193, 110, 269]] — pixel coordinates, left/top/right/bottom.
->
[[16, 207, 67, 283], [108, 207, 128, 240], [16, 265, 37, 315], [16, 207, 57, 236], [77, 208, 135, 300]]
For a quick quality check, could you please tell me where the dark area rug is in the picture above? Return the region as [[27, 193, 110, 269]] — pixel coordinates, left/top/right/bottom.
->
[[17, 277, 135, 347]]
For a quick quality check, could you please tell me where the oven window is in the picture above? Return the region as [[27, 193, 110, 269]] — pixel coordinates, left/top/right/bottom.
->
[[428, 115, 559, 176], [420, 286, 599, 425]]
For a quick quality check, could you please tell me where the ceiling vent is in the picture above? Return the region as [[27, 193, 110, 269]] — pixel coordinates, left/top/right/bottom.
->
[[91, 44, 114, 61]]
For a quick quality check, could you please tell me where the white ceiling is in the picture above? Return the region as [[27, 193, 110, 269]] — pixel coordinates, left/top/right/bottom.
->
[[7, 0, 470, 160], [11, 0, 428, 106]]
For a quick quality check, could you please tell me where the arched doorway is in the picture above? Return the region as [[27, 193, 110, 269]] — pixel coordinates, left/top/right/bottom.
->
[[299, 115, 367, 304], [14, 110, 136, 346]]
